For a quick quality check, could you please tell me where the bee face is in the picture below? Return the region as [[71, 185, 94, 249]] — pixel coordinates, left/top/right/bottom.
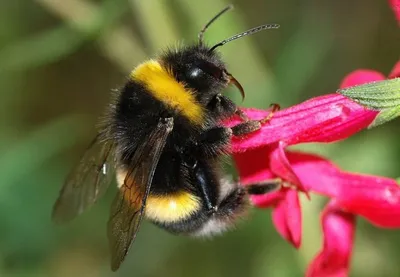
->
[[162, 45, 230, 104]]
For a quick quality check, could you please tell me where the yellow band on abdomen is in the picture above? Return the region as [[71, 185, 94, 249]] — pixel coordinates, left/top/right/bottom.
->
[[145, 192, 201, 223], [130, 60, 204, 125], [116, 169, 201, 223]]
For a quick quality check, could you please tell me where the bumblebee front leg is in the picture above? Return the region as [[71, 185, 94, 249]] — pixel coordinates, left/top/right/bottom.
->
[[232, 103, 280, 136], [199, 126, 232, 146]]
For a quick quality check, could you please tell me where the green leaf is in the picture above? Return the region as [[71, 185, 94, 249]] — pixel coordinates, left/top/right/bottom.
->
[[338, 78, 400, 128]]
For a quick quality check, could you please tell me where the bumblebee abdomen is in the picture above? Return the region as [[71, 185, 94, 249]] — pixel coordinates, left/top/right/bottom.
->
[[130, 60, 205, 125], [145, 191, 201, 222], [116, 168, 201, 222]]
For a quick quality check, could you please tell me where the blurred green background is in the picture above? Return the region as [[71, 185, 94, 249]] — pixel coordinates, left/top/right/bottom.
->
[[1, 0, 399, 276]]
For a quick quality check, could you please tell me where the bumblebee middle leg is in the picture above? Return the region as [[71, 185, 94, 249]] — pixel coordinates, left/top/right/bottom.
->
[[182, 127, 233, 160]]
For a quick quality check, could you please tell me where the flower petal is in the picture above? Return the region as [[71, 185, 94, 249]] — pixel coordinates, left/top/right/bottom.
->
[[235, 147, 374, 199], [226, 94, 378, 153], [306, 200, 355, 277], [389, 60, 400, 79], [335, 177, 400, 228], [269, 141, 307, 193], [339, 70, 386, 89], [283, 151, 400, 228], [272, 189, 302, 248], [389, 0, 400, 23], [233, 146, 283, 208], [233, 146, 274, 185], [234, 148, 400, 228], [283, 151, 344, 197], [285, 150, 400, 228], [250, 190, 285, 208]]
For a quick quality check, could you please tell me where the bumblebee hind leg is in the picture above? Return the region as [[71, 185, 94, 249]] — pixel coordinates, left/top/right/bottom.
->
[[193, 186, 248, 237], [216, 187, 248, 218], [215, 179, 282, 218]]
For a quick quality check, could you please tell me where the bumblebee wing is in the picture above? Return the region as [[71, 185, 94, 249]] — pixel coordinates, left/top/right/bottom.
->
[[52, 135, 115, 223], [108, 117, 174, 271]]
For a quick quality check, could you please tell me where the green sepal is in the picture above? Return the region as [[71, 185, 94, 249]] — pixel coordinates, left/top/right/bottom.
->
[[368, 106, 400, 128], [338, 78, 400, 128]]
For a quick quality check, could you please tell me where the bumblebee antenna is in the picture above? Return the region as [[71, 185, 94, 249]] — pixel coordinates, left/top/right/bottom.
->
[[198, 4, 234, 44], [209, 23, 280, 52]]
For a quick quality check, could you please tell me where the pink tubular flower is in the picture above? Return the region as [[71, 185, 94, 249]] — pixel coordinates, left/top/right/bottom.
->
[[389, 60, 400, 79], [226, 60, 400, 277], [390, 0, 400, 23], [306, 200, 356, 277]]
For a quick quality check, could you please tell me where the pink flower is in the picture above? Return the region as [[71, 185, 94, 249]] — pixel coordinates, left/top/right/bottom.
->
[[389, 60, 400, 79], [226, 60, 400, 276], [390, 0, 400, 23], [226, 93, 378, 154], [306, 200, 356, 277]]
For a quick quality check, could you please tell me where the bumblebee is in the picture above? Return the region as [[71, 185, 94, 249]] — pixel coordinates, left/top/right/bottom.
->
[[52, 5, 280, 271]]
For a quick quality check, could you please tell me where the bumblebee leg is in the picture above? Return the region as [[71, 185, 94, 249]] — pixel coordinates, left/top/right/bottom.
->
[[231, 120, 261, 136], [215, 179, 282, 218], [189, 161, 218, 213], [199, 127, 232, 146], [259, 103, 280, 124], [245, 178, 282, 195], [232, 103, 280, 136], [184, 127, 232, 159], [216, 187, 247, 217], [234, 108, 250, 121]]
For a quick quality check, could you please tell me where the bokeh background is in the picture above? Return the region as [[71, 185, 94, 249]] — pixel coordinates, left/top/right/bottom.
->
[[1, 0, 399, 276]]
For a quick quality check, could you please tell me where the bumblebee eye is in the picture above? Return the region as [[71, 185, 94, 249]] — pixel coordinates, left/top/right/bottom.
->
[[201, 64, 222, 79], [188, 67, 204, 79], [189, 62, 223, 80]]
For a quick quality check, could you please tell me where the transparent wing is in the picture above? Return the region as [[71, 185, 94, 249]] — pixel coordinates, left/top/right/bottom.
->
[[108, 117, 174, 271], [52, 135, 115, 223]]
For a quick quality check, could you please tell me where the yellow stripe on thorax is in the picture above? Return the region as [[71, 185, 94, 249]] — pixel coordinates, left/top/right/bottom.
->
[[131, 60, 204, 125]]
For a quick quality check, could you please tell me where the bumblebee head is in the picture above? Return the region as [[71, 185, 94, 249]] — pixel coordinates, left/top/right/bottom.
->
[[161, 5, 278, 105], [161, 45, 233, 100]]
